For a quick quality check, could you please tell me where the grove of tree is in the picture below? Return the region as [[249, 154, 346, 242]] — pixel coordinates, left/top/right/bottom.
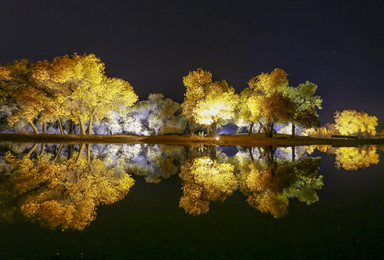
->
[[1, 53, 382, 138]]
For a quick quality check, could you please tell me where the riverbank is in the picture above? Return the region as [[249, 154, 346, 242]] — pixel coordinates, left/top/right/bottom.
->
[[1, 133, 383, 146]]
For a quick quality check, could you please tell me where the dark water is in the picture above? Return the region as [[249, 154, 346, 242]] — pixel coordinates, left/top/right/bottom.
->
[[0, 143, 383, 259]]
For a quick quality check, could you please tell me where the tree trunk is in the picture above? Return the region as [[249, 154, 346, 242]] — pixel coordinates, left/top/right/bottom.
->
[[26, 143, 38, 157], [68, 144, 73, 160], [42, 122, 46, 134], [248, 146, 254, 161], [39, 143, 45, 156], [88, 116, 93, 135], [75, 143, 85, 164], [53, 144, 64, 162], [69, 119, 74, 134], [28, 121, 39, 134], [211, 122, 217, 136], [292, 146, 295, 162], [206, 125, 210, 137], [79, 117, 86, 135], [87, 144, 91, 163], [258, 122, 263, 133], [248, 122, 254, 136], [57, 118, 64, 135], [291, 123, 296, 137]]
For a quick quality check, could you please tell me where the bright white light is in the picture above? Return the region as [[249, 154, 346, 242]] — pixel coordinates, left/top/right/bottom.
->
[[215, 137, 219, 140]]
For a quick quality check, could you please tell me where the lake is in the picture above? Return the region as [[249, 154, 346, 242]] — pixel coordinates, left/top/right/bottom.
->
[[0, 142, 383, 258]]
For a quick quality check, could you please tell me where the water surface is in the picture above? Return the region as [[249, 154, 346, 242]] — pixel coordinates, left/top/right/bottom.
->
[[0, 143, 383, 258]]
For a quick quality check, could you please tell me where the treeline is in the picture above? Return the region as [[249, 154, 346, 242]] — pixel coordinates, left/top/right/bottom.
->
[[0, 53, 380, 137]]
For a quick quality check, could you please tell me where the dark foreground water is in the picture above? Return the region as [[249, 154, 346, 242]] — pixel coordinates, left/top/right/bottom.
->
[[0, 143, 383, 259]]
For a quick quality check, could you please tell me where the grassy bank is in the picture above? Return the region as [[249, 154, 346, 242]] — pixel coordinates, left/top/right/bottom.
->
[[1, 133, 384, 147]]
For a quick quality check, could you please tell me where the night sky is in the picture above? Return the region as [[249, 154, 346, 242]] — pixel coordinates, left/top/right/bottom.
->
[[1, 0, 383, 127]]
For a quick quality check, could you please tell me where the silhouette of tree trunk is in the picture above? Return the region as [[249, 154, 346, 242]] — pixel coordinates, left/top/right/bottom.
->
[[69, 119, 74, 134], [291, 123, 296, 137], [248, 122, 254, 136], [211, 122, 217, 136]]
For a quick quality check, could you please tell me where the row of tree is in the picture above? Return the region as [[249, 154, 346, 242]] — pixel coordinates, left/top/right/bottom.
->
[[182, 68, 322, 137], [2, 52, 378, 137], [0, 53, 138, 135]]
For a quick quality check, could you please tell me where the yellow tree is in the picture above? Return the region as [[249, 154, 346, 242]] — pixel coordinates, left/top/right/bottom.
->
[[181, 68, 238, 136], [32, 53, 138, 135], [334, 110, 378, 137], [244, 68, 297, 137], [0, 59, 61, 134], [181, 68, 212, 123], [192, 80, 239, 136], [179, 157, 237, 215], [234, 87, 255, 134], [285, 81, 322, 136]]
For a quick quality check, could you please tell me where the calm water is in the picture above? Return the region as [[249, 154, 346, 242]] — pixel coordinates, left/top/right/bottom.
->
[[0, 143, 383, 259]]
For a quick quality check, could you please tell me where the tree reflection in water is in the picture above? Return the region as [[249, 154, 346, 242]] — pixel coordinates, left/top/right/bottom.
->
[[236, 146, 323, 218], [179, 156, 238, 215], [0, 143, 135, 230], [179, 145, 323, 218], [1, 142, 379, 230], [305, 145, 380, 171]]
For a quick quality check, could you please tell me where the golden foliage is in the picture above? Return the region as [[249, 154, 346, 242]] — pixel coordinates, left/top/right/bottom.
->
[[179, 157, 237, 215], [181, 68, 238, 126], [247, 68, 289, 95], [1, 153, 134, 230], [334, 110, 378, 136], [193, 80, 239, 126], [237, 156, 323, 218], [334, 146, 380, 170], [2, 53, 138, 134]]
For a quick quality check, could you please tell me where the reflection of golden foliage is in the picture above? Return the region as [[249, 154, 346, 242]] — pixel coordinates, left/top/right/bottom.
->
[[334, 147, 380, 170], [247, 191, 288, 219], [1, 153, 134, 230], [238, 157, 323, 218], [303, 145, 332, 155], [179, 157, 237, 215]]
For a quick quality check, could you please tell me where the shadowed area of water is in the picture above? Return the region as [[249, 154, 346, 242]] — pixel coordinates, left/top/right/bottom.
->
[[0, 143, 383, 258]]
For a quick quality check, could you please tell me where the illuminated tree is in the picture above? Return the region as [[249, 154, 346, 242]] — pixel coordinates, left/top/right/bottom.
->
[[244, 68, 297, 137], [285, 81, 322, 136], [234, 87, 255, 134], [334, 110, 378, 137], [192, 80, 239, 135], [179, 157, 237, 215], [181, 68, 212, 122], [181, 68, 238, 136], [33, 53, 138, 135], [0, 60, 54, 134], [103, 93, 187, 135]]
